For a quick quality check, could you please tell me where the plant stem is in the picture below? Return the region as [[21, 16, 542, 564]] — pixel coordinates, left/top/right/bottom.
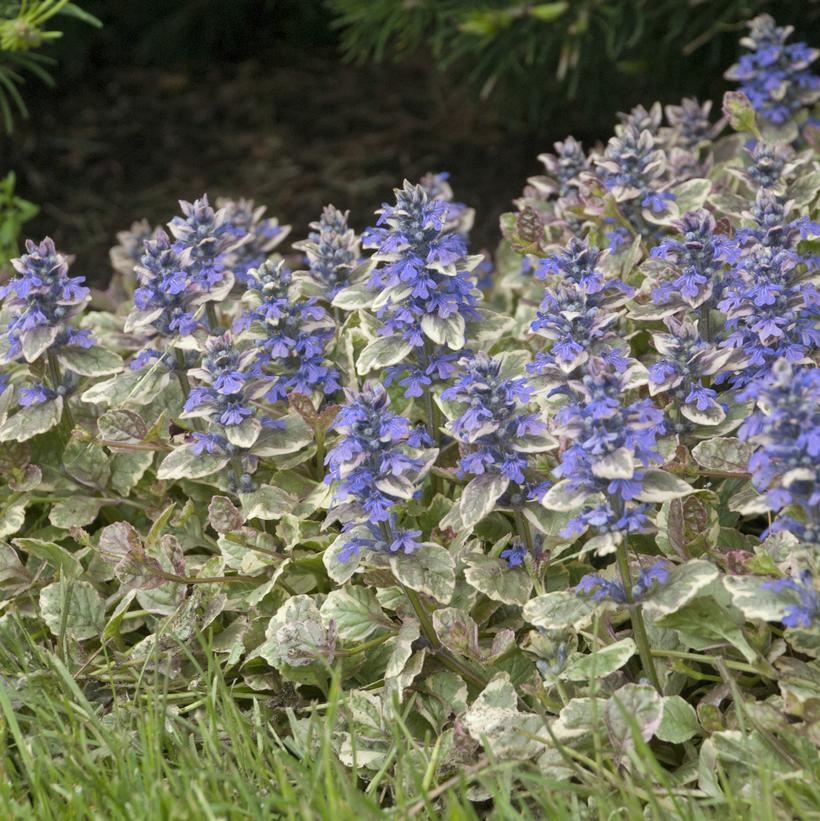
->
[[512, 506, 534, 554], [173, 348, 192, 397], [47, 349, 74, 434], [400, 582, 488, 690], [615, 539, 663, 692]]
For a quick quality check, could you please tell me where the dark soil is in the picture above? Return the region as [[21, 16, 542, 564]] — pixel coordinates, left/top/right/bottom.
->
[[5, 45, 550, 285]]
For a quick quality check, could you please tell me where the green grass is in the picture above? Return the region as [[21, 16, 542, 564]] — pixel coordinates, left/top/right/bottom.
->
[[1, 619, 817, 820]]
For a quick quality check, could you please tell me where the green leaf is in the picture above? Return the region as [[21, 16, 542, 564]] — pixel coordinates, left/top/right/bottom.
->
[[390, 543, 456, 604], [0, 497, 28, 539], [671, 178, 712, 213], [723, 574, 797, 622], [356, 335, 414, 375], [605, 683, 664, 761], [331, 281, 375, 310], [420, 312, 466, 349], [323, 532, 363, 584], [320, 586, 391, 642], [722, 91, 762, 139], [257, 595, 330, 676], [208, 495, 244, 533], [238, 485, 297, 521], [590, 447, 634, 480], [523, 591, 598, 630], [559, 638, 636, 682], [530, 2, 568, 22], [691, 437, 754, 472], [57, 345, 123, 377], [39, 580, 105, 641], [656, 695, 699, 744], [635, 469, 694, 502], [251, 414, 312, 457], [458, 473, 510, 529], [0, 397, 62, 443], [463, 552, 532, 606], [432, 607, 481, 660], [63, 439, 110, 487], [157, 446, 230, 481], [48, 496, 102, 529], [98, 409, 147, 442], [110, 450, 154, 496], [462, 673, 545, 759], [657, 596, 758, 663], [642, 560, 720, 618], [12, 537, 81, 577], [540, 479, 587, 511]]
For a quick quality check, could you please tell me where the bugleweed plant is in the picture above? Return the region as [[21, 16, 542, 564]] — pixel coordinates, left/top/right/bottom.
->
[[1, 14, 818, 816]]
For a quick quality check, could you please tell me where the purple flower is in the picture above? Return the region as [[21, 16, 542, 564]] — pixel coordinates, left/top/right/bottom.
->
[[18, 384, 52, 406], [500, 541, 527, 568]]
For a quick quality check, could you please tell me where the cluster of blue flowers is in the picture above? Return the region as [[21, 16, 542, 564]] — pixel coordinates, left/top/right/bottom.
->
[[551, 358, 665, 543], [762, 570, 818, 629], [662, 97, 716, 151], [293, 205, 363, 300], [725, 14, 819, 126], [364, 181, 481, 399], [1, 237, 92, 365], [167, 195, 239, 291], [528, 238, 632, 376], [219, 197, 290, 283], [717, 194, 819, 388], [182, 332, 265, 458], [577, 560, 670, 605], [237, 258, 341, 403], [738, 360, 819, 543], [649, 209, 738, 314], [325, 383, 432, 561], [443, 353, 546, 486]]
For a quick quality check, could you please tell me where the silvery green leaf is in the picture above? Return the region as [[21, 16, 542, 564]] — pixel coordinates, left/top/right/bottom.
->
[[635, 469, 694, 502], [458, 473, 510, 529], [383, 648, 426, 704], [48, 496, 102, 529], [671, 178, 712, 212], [13, 537, 81, 577], [656, 695, 700, 744], [656, 596, 758, 663], [681, 402, 725, 426], [416, 671, 468, 731], [224, 417, 261, 449], [208, 495, 244, 533], [101, 589, 139, 641], [590, 447, 635, 480], [0, 497, 28, 539], [551, 697, 605, 742], [432, 607, 481, 660], [331, 281, 375, 310], [57, 345, 123, 377], [390, 543, 456, 604], [22, 324, 59, 362], [63, 439, 110, 487], [320, 586, 391, 642], [463, 552, 532, 606], [511, 431, 558, 452], [523, 591, 599, 630], [420, 312, 465, 349], [98, 408, 148, 442], [258, 595, 331, 675], [384, 618, 420, 679], [356, 335, 414, 375], [80, 370, 144, 406], [722, 574, 793, 622], [784, 628, 820, 659], [251, 414, 312, 457], [323, 532, 363, 584], [605, 683, 664, 762], [110, 450, 154, 496], [540, 479, 588, 511], [462, 673, 545, 759], [693, 439, 752, 475], [217, 529, 276, 575], [238, 484, 297, 521], [467, 308, 515, 347], [39, 579, 105, 641], [642, 560, 720, 618], [157, 446, 230, 481], [559, 638, 636, 681], [728, 483, 770, 515], [0, 397, 63, 443]]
